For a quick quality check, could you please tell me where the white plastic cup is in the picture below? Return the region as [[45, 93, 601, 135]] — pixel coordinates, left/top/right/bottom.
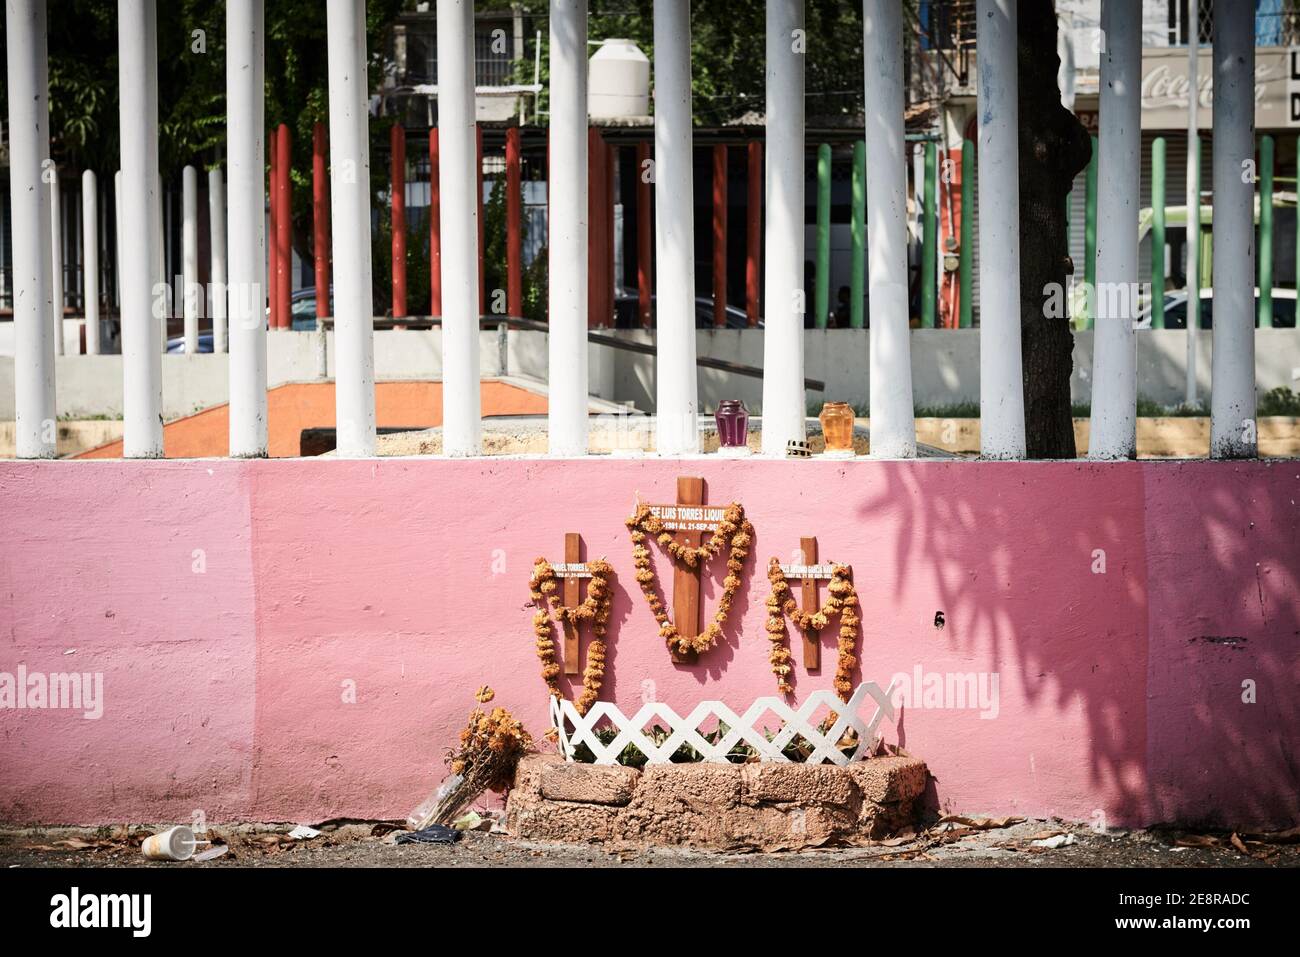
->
[[141, 825, 197, 861]]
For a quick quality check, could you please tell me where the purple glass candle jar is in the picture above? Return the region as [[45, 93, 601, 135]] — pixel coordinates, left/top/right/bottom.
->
[[714, 400, 749, 449]]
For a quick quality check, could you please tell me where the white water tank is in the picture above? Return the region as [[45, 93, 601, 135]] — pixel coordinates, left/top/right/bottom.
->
[[588, 38, 650, 120]]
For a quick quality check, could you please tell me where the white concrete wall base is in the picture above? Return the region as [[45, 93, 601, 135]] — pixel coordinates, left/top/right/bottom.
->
[[2, 327, 1296, 422]]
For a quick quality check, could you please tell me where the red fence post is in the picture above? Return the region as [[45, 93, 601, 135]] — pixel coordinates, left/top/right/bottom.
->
[[429, 129, 442, 318], [636, 141, 652, 327], [275, 122, 292, 329], [476, 125, 485, 317], [587, 127, 607, 328], [713, 144, 728, 327], [313, 122, 331, 318], [268, 133, 279, 330], [391, 124, 407, 318], [606, 140, 615, 327], [942, 143, 963, 328], [746, 140, 762, 327]]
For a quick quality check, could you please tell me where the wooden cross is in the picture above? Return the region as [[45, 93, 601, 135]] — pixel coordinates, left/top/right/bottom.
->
[[547, 532, 595, 676], [644, 476, 730, 664], [774, 536, 844, 670]]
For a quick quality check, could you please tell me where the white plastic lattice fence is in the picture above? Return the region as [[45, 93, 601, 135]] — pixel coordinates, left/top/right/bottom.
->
[[549, 680, 899, 766]]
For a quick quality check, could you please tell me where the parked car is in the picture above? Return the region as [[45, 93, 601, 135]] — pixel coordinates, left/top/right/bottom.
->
[[612, 291, 760, 329], [266, 286, 333, 331], [165, 332, 214, 354], [289, 286, 332, 330], [1136, 287, 1296, 329]]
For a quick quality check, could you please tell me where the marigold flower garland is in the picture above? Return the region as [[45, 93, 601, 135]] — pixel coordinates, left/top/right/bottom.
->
[[529, 557, 614, 715], [624, 502, 754, 656], [764, 558, 860, 701]]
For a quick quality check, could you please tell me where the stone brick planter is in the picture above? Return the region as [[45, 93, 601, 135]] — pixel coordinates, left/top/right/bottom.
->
[[506, 753, 929, 851]]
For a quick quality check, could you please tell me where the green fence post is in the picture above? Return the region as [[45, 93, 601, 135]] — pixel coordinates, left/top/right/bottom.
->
[[921, 141, 938, 328], [1203, 228, 1213, 292], [1084, 134, 1098, 328], [1259, 134, 1274, 327], [815, 143, 831, 329], [960, 138, 973, 328], [1189, 134, 1202, 332], [1151, 137, 1167, 328], [850, 140, 866, 329]]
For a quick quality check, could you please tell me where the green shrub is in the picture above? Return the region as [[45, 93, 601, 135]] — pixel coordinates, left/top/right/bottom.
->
[[1258, 387, 1300, 417]]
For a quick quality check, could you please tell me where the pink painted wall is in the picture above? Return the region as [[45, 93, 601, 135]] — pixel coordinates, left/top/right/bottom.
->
[[0, 459, 1296, 829]]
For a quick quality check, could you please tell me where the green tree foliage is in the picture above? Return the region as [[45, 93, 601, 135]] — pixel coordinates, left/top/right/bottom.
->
[[372, 177, 432, 316], [482, 171, 507, 316], [0, 0, 400, 259], [7, 1, 892, 317], [514, 0, 869, 126]]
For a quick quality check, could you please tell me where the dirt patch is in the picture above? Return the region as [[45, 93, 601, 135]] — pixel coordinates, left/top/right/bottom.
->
[[2, 819, 1296, 869]]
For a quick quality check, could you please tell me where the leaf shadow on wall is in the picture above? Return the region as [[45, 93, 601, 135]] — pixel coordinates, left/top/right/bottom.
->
[[857, 461, 1299, 830]]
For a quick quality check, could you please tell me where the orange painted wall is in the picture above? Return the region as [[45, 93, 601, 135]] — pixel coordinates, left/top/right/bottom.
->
[[78, 381, 549, 459]]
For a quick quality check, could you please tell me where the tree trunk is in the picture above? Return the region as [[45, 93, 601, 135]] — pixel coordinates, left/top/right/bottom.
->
[[1017, 1, 1092, 458]]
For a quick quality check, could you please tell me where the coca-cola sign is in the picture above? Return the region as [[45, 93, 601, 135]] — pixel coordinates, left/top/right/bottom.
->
[[1138, 47, 1293, 129]]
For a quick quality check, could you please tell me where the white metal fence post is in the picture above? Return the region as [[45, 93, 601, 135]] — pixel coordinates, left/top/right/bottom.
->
[[864, 0, 916, 459], [653, 0, 701, 455], [547, 0, 589, 456], [119, 0, 164, 458], [1184, 0, 1200, 409], [437, 0, 481, 456], [1089, 0, 1141, 460], [976, 0, 1026, 459], [227, 0, 267, 456], [146, 0, 164, 358], [82, 169, 100, 355], [761, 0, 808, 456], [49, 166, 64, 357], [6, 0, 56, 457], [209, 167, 228, 354], [1209, 2, 1257, 459], [182, 164, 199, 355]]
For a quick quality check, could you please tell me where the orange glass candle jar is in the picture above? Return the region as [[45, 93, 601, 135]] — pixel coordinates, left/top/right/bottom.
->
[[819, 401, 855, 453]]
